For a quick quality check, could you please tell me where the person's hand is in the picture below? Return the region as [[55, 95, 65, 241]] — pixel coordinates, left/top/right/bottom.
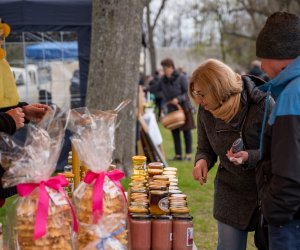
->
[[6, 108, 25, 129], [169, 98, 179, 106], [193, 159, 208, 185], [22, 104, 51, 122], [226, 148, 248, 165]]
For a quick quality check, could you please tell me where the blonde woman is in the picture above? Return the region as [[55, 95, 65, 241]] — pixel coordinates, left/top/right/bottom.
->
[[189, 59, 274, 250]]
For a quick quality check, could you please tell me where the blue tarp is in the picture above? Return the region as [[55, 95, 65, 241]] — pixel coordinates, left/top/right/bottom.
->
[[26, 42, 79, 60]]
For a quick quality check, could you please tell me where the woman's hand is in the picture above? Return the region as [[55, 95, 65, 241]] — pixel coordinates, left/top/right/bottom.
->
[[193, 159, 208, 185], [6, 107, 25, 129], [22, 104, 51, 122], [226, 149, 248, 165]]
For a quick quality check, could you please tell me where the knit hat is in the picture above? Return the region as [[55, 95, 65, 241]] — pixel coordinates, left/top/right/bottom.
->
[[256, 12, 300, 59]]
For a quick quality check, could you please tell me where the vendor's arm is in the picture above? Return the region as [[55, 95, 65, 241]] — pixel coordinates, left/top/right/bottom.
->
[[22, 103, 50, 122]]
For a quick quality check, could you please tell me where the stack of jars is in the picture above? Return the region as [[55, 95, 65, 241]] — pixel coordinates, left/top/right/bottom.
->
[[129, 159, 194, 250], [163, 167, 180, 194], [128, 156, 149, 214], [129, 211, 193, 250]]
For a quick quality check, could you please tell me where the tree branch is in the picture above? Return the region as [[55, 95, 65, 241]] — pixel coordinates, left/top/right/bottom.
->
[[152, 0, 168, 29]]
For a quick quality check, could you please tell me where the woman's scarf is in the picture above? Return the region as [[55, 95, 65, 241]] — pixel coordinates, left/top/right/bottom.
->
[[210, 93, 241, 123]]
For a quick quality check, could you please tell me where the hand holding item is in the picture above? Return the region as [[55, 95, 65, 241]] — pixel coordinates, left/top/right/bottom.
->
[[6, 107, 25, 129], [193, 159, 208, 185], [22, 104, 51, 122], [226, 138, 248, 165]]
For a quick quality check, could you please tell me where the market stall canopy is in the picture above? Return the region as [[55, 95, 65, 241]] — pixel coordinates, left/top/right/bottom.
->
[[26, 42, 78, 60], [0, 0, 92, 106]]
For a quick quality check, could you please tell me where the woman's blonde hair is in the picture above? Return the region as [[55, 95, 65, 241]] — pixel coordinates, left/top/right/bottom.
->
[[189, 59, 243, 105]]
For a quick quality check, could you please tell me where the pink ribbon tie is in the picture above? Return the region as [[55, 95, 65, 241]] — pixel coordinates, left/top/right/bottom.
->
[[84, 169, 126, 223], [17, 175, 78, 240]]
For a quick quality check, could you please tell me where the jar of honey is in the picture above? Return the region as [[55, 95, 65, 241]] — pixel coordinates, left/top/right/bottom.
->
[[132, 155, 147, 177], [149, 189, 169, 215]]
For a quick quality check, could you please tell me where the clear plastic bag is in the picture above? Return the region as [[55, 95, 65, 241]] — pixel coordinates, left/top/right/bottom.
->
[[0, 108, 77, 250], [67, 103, 129, 250]]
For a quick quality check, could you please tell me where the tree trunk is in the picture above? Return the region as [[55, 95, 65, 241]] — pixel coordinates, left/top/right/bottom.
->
[[87, 0, 146, 175]]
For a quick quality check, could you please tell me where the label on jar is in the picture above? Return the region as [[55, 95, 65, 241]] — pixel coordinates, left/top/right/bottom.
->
[[158, 197, 169, 212], [186, 227, 194, 246]]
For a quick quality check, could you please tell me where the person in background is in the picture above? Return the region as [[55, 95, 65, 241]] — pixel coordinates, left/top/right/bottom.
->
[[147, 58, 195, 161], [148, 69, 164, 120], [248, 60, 270, 81], [255, 12, 300, 250], [190, 59, 274, 250]]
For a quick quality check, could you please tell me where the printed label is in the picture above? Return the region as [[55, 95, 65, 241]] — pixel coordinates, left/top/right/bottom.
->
[[158, 197, 169, 212], [186, 227, 194, 246], [46, 187, 68, 206]]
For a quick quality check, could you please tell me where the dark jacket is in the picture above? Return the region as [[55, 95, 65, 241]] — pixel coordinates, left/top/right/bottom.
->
[[257, 56, 300, 227], [148, 76, 164, 99], [195, 75, 274, 230], [0, 102, 28, 200], [148, 70, 193, 112]]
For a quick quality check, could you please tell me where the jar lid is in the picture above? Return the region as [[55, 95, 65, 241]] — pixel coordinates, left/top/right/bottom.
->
[[130, 214, 152, 220], [132, 155, 147, 164], [152, 215, 172, 220], [148, 162, 164, 168], [172, 214, 193, 220], [150, 190, 168, 194], [169, 190, 182, 194]]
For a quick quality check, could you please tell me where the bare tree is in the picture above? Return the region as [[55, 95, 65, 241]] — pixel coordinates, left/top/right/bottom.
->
[[86, 0, 147, 175], [146, 0, 167, 75], [190, 0, 300, 68]]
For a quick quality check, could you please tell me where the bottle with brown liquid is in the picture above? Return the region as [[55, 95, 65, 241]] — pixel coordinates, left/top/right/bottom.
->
[[172, 215, 194, 250], [151, 215, 172, 250], [129, 214, 152, 250]]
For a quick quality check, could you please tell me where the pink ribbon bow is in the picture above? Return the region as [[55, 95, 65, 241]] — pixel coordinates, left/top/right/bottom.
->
[[17, 175, 78, 240], [83, 169, 126, 222]]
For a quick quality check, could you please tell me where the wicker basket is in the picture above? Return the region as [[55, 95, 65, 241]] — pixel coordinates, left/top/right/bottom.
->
[[160, 104, 186, 130]]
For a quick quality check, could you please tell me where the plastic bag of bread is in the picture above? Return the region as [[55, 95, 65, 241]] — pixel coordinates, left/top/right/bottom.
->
[[0, 108, 78, 250], [67, 102, 129, 250]]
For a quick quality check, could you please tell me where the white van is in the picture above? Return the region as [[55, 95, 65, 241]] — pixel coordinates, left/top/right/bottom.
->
[[11, 64, 52, 104]]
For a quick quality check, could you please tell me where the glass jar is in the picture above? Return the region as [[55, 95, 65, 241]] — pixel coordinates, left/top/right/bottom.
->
[[172, 215, 193, 250], [151, 216, 172, 250], [132, 155, 147, 176], [129, 214, 152, 250], [149, 189, 169, 215]]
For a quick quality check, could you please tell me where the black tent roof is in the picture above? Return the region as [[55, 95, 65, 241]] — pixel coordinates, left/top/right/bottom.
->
[[1, 0, 92, 28]]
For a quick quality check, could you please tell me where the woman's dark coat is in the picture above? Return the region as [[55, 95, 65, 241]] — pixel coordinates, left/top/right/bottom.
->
[[149, 70, 195, 130], [195, 75, 274, 230]]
